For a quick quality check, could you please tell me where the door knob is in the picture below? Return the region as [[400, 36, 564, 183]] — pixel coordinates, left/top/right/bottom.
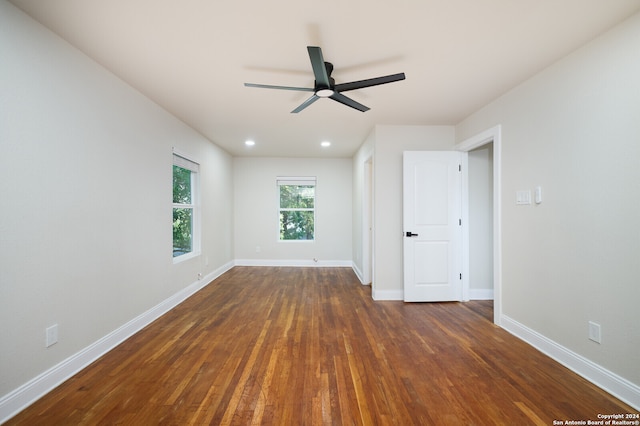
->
[[405, 231, 419, 237]]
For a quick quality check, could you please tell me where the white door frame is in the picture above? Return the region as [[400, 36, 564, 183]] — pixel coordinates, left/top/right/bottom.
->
[[455, 125, 502, 325]]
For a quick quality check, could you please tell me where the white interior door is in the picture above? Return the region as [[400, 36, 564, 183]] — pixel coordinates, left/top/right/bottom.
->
[[403, 151, 463, 302]]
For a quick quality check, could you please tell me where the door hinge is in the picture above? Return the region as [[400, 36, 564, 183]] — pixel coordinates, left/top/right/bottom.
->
[[458, 164, 461, 172], [459, 273, 462, 280], [459, 218, 462, 226]]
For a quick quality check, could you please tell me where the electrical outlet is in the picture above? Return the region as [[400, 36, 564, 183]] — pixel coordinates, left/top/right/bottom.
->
[[256, 246, 261, 253], [46, 324, 58, 347], [588, 321, 601, 344]]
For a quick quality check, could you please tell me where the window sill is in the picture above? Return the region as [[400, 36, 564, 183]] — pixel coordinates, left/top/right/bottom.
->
[[173, 251, 200, 264]]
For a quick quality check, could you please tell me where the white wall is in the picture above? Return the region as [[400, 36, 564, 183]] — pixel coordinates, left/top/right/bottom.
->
[[233, 157, 352, 265], [457, 12, 640, 395], [356, 125, 456, 300], [0, 1, 233, 400]]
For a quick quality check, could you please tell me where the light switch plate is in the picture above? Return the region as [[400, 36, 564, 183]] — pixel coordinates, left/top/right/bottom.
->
[[516, 190, 531, 205]]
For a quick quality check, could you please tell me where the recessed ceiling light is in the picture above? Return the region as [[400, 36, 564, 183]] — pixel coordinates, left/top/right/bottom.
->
[[321, 141, 331, 147], [245, 140, 255, 146]]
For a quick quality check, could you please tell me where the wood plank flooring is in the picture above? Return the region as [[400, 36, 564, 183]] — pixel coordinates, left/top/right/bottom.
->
[[7, 267, 636, 425]]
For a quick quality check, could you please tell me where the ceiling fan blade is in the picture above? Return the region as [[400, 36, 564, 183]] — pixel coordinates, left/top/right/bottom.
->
[[244, 82, 314, 92], [329, 92, 370, 112], [307, 46, 331, 88], [291, 94, 320, 113], [334, 72, 406, 92]]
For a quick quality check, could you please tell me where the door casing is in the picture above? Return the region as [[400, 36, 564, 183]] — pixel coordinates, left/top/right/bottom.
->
[[456, 125, 502, 325]]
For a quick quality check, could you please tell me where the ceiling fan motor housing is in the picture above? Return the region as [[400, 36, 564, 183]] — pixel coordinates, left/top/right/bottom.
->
[[244, 46, 405, 113]]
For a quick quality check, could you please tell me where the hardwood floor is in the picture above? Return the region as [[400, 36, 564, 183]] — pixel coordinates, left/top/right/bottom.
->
[[8, 267, 635, 425]]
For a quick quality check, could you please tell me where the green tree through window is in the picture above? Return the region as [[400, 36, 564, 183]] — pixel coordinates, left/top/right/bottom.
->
[[279, 184, 315, 240], [172, 152, 199, 259], [173, 165, 193, 256]]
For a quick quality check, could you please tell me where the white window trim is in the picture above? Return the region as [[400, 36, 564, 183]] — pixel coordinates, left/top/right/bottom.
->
[[277, 176, 316, 242], [173, 148, 201, 263], [276, 176, 317, 186]]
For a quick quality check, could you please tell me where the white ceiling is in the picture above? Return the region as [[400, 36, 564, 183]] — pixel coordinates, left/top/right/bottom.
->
[[10, 0, 640, 158]]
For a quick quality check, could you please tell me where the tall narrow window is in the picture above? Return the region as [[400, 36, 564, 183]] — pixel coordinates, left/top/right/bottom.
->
[[173, 152, 199, 259], [278, 177, 316, 241]]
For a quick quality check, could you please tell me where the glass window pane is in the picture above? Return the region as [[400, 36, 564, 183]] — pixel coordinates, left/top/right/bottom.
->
[[173, 208, 193, 256], [280, 210, 314, 240], [280, 185, 314, 209], [173, 165, 192, 204]]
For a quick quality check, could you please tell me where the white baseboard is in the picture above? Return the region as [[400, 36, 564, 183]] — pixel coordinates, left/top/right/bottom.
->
[[0, 261, 234, 424], [372, 289, 404, 301], [375, 289, 494, 302], [501, 314, 640, 410], [469, 288, 494, 300], [351, 263, 366, 284], [234, 259, 352, 267]]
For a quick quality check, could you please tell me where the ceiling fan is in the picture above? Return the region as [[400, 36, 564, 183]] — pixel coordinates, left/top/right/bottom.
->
[[244, 46, 406, 113]]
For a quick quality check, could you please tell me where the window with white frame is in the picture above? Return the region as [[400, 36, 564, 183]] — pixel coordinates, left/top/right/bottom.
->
[[277, 176, 316, 241], [173, 151, 200, 259]]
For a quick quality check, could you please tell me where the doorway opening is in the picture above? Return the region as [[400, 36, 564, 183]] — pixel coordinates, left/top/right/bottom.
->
[[362, 157, 373, 286], [457, 125, 502, 325], [468, 143, 494, 300]]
